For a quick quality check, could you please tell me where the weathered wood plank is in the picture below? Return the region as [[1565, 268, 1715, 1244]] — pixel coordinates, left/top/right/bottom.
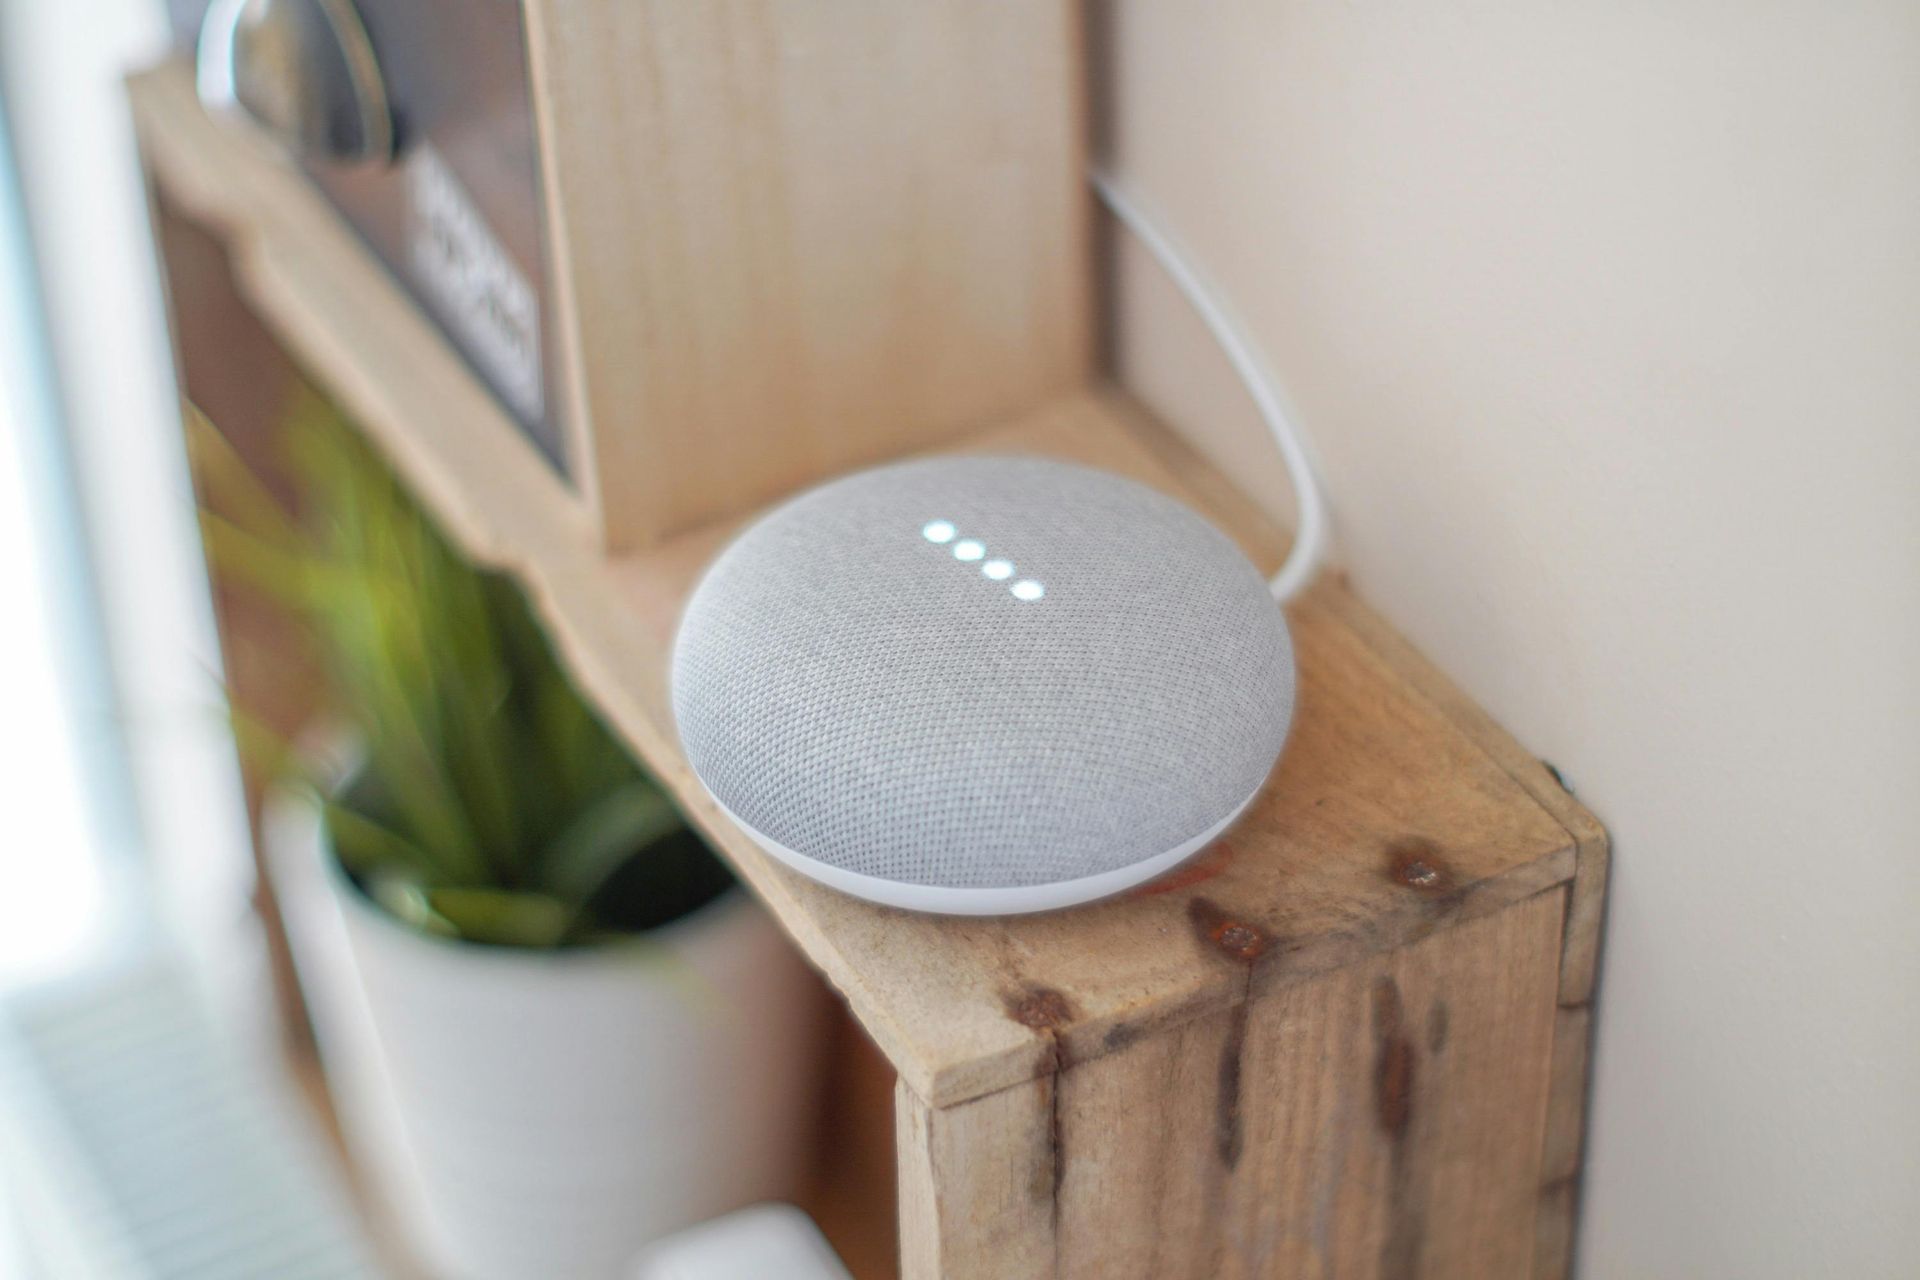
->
[[1311, 584, 1611, 1007], [1531, 1004, 1597, 1280], [906, 890, 1564, 1279], [898, 1074, 1056, 1280], [1069, 888, 1563, 1279], [1309, 582, 1610, 1280]]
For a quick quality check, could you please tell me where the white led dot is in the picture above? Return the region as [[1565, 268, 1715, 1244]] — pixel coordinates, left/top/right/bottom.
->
[[921, 520, 956, 544], [982, 559, 1014, 581], [1011, 579, 1045, 601], [952, 539, 985, 562]]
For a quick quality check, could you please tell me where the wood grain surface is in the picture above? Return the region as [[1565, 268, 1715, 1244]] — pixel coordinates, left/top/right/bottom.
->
[[525, 0, 1092, 548], [897, 891, 1566, 1279]]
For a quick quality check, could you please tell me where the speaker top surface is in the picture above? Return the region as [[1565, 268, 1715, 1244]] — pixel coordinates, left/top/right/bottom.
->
[[670, 456, 1295, 914]]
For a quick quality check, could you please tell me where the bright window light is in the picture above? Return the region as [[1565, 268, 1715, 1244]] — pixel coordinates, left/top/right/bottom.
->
[[0, 319, 105, 984]]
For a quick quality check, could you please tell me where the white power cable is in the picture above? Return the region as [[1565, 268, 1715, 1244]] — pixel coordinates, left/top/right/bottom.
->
[[1090, 169, 1330, 604]]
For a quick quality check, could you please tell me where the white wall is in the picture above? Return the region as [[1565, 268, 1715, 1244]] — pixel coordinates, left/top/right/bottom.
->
[[1099, 3, 1920, 1276]]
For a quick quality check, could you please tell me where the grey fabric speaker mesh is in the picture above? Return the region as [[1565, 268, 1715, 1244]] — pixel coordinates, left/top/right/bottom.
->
[[671, 457, 1295, 890]]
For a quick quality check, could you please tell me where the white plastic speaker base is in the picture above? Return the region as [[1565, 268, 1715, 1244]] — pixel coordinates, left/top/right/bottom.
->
[[707, 783, 1261, 916]]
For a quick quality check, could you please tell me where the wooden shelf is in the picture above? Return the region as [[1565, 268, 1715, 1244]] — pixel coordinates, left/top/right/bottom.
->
[[132, 59, 1605, 1278]]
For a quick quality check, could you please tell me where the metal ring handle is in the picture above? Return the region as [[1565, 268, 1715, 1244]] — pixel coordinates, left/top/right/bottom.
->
[[196, 0, 393, 166]]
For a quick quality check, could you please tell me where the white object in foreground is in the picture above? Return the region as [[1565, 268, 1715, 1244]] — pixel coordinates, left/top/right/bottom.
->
[[632, 1203, 851, 1280]]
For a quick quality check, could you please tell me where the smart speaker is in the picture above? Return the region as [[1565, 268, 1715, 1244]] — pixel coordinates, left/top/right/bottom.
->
[[670, 456, 1296, 915]]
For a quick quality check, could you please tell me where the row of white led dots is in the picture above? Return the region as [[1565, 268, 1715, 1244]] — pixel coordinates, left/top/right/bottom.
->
[[921, 521, 1046, 600]]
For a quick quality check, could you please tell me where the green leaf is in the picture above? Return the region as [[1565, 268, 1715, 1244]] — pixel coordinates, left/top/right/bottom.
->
[[536, 780, 685, 909], [194, 388, 717, 947], [324, 800, 441, 883], [426, 887, 571, 948], [365, 873, 459, 939]]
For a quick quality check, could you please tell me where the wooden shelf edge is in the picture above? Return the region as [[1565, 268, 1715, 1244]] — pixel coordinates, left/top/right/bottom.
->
[[130, 59, 1604, 1114]]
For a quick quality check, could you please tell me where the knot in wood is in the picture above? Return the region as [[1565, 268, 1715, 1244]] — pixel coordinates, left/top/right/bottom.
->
[[1209, 920, 1268, 961], [1387, 836, 1456, 894], [1401, 860, 1441, 888], [1007, 986, 1075, 1031], [1187, 897, 1271, 964]]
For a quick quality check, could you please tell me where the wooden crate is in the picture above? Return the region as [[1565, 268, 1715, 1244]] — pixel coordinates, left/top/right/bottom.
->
[[130, 54, 1604, 1280]]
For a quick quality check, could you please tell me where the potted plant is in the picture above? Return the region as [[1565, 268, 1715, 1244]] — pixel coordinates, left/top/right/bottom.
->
[[193, 395, 826, 1280]]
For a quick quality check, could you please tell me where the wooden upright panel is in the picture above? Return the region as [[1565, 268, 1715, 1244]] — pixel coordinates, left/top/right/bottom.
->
[[524, 1, 1093, 548], [898, 890, 1566, 1279]]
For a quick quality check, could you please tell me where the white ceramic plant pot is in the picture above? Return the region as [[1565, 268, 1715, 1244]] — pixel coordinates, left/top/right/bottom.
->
[[263, 781, 827, 1280]]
